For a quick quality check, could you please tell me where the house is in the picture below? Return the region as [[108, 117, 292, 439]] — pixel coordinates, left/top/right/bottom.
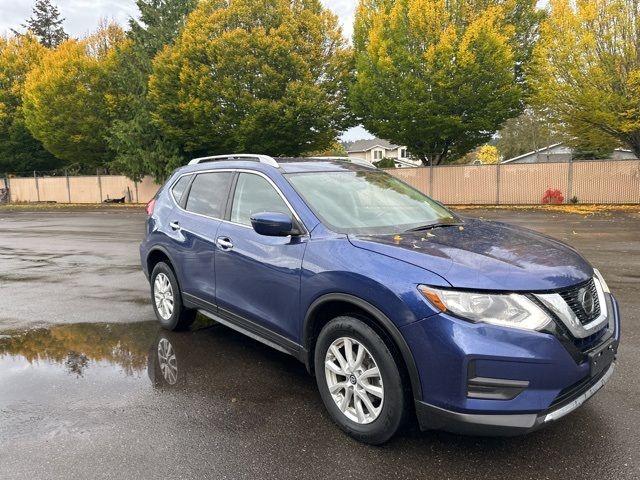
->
[[502, 142, 638, 164], [346, 138, 421, 167]]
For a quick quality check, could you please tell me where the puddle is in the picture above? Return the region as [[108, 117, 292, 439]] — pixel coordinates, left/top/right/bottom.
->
[[0, 318, 312, 418], [0, 322, 155, 377]]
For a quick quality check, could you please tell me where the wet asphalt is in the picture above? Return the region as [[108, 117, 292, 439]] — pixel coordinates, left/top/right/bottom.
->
[[0, 207, 639, 480]]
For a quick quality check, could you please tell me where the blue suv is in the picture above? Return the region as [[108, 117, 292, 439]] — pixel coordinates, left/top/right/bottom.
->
[[140, 154, 620, 444]]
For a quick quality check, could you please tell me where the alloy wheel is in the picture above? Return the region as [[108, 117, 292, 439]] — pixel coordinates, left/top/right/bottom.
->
[[324, 337, 384, 424], [154, 273, 174, 320]]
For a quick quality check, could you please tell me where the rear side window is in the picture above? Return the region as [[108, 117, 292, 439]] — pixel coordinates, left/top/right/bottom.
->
[[171, 175, 191, 205], [231, 173, 291, 226], [185, 172, 233, 218]]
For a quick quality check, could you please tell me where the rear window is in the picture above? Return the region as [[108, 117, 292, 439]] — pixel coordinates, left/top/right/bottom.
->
[[185, 172, 233, 218], [171, 175, 191, 205]]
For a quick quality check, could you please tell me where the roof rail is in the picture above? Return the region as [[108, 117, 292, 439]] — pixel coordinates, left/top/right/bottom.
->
[[188, 154, 279, 168], [307, 156, 377, 169]]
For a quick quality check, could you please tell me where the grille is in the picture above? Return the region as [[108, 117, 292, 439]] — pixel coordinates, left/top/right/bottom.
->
[[573, 327, 608, 351], [558, 278, 601, 325]]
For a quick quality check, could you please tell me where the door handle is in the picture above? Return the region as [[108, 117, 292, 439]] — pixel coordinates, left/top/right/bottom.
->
[[216, 237, 234, 250], [169, 221, 181, 231]]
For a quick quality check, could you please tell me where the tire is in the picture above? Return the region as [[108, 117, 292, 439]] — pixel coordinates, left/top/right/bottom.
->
[[150, 262, 196, 331], [314, 316, 408, 445]]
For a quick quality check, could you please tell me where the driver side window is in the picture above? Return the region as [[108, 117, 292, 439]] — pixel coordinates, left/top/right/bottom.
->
[[231, 173, 292, 226]]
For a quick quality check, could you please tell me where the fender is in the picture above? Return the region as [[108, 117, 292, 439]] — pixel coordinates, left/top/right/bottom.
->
[[146, 245, 184, 286], [303, 292, 423, 401]]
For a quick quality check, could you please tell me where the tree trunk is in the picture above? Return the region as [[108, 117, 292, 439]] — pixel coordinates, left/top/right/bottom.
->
[[626, 133, 640, 160], [418, 143, 450, 166]]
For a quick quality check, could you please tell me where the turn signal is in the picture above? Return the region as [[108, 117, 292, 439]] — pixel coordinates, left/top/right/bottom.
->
[[418, 286, 447, 312]]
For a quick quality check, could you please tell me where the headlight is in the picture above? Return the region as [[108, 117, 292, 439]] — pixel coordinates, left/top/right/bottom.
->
[[593, 268, 610, 293], [418, 285, 552, 331]]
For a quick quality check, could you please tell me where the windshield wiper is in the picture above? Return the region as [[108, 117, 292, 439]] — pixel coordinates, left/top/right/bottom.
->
[[404, 222, 463, 233]]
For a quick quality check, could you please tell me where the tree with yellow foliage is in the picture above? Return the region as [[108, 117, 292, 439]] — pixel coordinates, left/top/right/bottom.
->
[[149, 0, 354, 157], [476, 144, 500, 164], [531, 0, 640, 157], [0, 34, 60, 173], [351, 0, 540, 165], [22, 23, 126, 170]]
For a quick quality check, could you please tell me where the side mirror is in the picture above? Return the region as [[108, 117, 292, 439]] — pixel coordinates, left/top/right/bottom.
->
[[250, 212, 295, 237]]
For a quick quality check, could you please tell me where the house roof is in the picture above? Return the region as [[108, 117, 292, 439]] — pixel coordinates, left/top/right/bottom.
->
[[346, 138, 401, 153], [502, 141, 638, 164], [501, 142, 565, 164]]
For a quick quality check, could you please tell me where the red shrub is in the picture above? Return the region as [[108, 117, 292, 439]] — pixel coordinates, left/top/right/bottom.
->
[[542, 188, 565, 204]]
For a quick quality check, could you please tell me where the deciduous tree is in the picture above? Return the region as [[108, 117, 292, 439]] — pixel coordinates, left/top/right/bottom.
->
[[149, 0, 354, 157], [530, 0, 640, 158], [496, 108, 565, 160], [0, 34, 60, 174], [476, 145, 500, 164], [22, 24, 125, 170], [352, 0, 537, 165]]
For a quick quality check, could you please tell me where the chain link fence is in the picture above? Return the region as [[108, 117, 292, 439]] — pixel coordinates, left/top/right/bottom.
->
[[386, 159, 640, 205], [3, 159, 640, 205], [4, 171, 159, 204]]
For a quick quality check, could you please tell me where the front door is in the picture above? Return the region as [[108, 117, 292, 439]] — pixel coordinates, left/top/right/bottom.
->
[[214, 172, 307, 342]]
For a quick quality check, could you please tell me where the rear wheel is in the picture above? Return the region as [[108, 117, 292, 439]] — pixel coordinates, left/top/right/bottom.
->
[[150, 262, 196, 330], [314, 316, 408, 445]]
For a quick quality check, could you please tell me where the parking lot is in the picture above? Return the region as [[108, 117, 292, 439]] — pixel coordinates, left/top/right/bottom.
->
[[1, 207, 639, 479]]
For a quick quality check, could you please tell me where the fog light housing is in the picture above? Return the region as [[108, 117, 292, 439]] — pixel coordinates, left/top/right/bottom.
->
[[467, 362, 529, 400]]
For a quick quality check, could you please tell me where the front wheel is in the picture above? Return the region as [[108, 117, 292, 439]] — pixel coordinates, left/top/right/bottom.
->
[[314, 316, 408, 445], [150, 262, 196, 330]]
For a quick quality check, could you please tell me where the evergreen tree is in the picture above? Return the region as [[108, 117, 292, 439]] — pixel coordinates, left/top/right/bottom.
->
[[105, 0, 198, 182], [129, 0, 198, 57], [15, 0, 69, 48]]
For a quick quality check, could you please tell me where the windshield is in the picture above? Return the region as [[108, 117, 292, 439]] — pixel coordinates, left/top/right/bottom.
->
[[286, 170, 459, 234]]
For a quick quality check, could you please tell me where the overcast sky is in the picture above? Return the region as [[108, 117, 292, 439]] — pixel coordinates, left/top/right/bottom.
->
[[0, 0, 357, 41]]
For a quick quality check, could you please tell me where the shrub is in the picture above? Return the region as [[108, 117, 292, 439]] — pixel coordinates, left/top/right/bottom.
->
[[373, 157, 396, 169], [569, 196, 579, 204], [542, 188, 565, 204]]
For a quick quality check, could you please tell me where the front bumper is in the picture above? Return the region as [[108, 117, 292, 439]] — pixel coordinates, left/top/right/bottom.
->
[[415, 362, 615, 436], [401, 292, 620, 435]]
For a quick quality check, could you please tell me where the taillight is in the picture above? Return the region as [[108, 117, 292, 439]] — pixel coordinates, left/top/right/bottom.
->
[[146, 198, 156, 216]]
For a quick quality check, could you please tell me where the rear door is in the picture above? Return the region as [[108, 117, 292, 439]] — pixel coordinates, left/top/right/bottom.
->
[[166, 170, 234, 308], [214, 171, 308, 342]]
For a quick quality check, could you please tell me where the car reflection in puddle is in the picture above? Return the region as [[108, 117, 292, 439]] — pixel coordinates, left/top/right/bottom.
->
[[145, 321, 314, 403], [0, 317, 317, 441]]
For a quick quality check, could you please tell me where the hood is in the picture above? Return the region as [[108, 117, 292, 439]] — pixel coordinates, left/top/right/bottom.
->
[[348, 219, 593, 291]]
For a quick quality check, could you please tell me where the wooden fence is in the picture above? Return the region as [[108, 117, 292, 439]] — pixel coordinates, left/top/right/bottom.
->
[[5, 159, 640, 205]]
